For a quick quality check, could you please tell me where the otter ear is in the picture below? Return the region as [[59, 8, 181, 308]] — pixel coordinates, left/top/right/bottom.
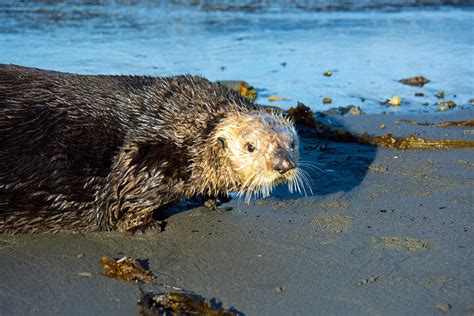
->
[[217, 137, 226, 150]]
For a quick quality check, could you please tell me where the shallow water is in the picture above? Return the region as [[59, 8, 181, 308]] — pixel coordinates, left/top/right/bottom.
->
[[0, 1, 473, 113]]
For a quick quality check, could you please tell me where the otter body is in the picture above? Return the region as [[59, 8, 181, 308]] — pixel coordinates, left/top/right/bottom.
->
[[0, 65, 300, 233]]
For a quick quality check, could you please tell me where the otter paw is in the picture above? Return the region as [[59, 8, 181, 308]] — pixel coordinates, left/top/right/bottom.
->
[[116, 212, 154, 234]]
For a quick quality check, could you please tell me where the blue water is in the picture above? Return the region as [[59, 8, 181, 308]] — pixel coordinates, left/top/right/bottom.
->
[[0, 1, 473, 113]]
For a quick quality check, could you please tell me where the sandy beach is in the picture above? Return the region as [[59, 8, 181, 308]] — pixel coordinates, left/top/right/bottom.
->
[[0, 109, 472, 315]]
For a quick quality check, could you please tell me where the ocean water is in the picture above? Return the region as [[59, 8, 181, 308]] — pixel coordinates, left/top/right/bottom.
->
[[0, 1, 473, 113]]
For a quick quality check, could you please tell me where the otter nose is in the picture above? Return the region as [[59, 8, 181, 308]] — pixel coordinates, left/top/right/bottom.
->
[[272, 150, 296, 174]]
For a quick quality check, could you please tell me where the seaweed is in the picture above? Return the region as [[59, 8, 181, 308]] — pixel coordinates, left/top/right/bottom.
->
[[99, 256, 155, 283], [139, 292, 240, 316], [268, 96, 286, 102], [286, 103, 474, 149], [217, 80, 257, 101], [400, 119, 474, 127], [286, 102, 317, 127], [363, 133, 474, 149], [399, 76, 430, 87]]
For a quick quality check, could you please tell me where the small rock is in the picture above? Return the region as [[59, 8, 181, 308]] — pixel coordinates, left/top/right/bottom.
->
[[323, 71, 332, 77], [348, 105, 362, 115], [379, 124, 386, 129], [415, 92, 425, 97], [273, 286, 284, 293], [435, 303, 451, 313], [465, 304, 474, 315], [322, 105, 362, 116], [323, 97, 332, 104], [436, 101, 456, 112], [387, 96, 401, 107]]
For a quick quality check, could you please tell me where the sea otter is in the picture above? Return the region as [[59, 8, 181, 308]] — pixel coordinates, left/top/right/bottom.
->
[[0, 65, 305, 233]]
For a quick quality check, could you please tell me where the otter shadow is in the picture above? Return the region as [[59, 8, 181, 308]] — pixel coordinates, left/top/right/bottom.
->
[[271, 118, 377, 199], [155, 115, 376, 223]]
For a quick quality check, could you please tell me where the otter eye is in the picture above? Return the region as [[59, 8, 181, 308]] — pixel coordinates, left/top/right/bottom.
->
[[290, 142, 295, 150], [246, 143, 255, 152], [218, 137, 226, 149]]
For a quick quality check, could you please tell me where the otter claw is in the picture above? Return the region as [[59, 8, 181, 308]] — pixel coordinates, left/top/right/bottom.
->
[[202, 196, 232, 213]]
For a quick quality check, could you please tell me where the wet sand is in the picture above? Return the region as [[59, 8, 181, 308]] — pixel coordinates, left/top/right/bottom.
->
[[0, 109, 473, 315]]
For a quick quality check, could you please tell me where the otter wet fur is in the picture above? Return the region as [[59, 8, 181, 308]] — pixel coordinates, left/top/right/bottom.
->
[[0, 65, 309, 233]]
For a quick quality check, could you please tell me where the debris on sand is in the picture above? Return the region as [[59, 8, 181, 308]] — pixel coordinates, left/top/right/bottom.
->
[[358, 276, 379, 286], [435, 90, 445, 99], [99, 256, 155, 283], [399, 76, 430, 87], [138, 292, 239, 316]]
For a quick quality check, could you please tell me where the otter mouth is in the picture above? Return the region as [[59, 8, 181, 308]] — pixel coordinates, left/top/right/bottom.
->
[[281, 166, 312, 197]]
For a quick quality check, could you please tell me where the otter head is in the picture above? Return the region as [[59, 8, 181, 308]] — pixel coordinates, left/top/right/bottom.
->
[[215, 111, 304, 201]]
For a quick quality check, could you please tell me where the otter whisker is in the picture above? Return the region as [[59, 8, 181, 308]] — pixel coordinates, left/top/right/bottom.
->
[[298, 163, 322, 172], [298, 168, 314, 195], [293, 171, 303, 195], [299, 160, 324, 166], [297, 170, 308, 196], [288, 177, 295, 193], [289, 175, 296, 194], [298, 162, 324, 175], [243, 174, 261, 203]]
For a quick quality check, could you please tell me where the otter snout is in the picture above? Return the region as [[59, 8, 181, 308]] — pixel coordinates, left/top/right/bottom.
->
[[272, 149, 296, 174]]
